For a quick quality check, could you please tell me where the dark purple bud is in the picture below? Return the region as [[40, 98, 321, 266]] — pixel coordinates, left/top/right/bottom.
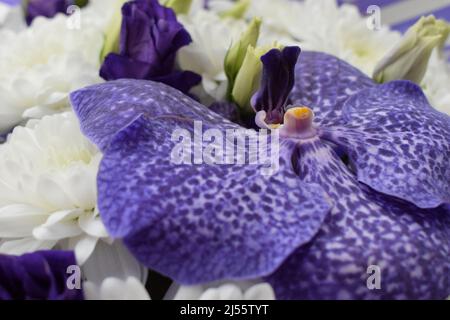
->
[[100, 0, 201, 94], [251, 46, 301, 125]]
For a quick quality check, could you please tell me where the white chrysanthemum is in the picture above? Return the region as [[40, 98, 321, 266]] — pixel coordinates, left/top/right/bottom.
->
[[177, 9, 246, 102], [0, 112, 107, 264], [171, 281, 275, 300], [82, 0, 128, 33], [0, 14, 103, 133]]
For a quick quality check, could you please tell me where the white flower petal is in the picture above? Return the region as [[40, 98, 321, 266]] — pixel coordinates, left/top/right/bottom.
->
[[0, 204, 48, 238], [36, 176, 76, 210], [82, 240, 147, 284], [78, 211, 108, 238], [0, 112, 108, 257], [199, 284, 243, 300], [172, 285, 204, 300], [173, 281, 276, 300], [32, 209, 83, 241], [69, 235, 99, 265], [84, 277, 150, 300], [243, 283, 276, 300], [0, 15, 103, 132], [0, 238, 56, 255]]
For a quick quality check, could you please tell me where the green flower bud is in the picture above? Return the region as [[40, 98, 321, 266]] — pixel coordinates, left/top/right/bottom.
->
[[164, 0, 193, 15], [373, 15, 450, 84], [224, 17, 262, 98]]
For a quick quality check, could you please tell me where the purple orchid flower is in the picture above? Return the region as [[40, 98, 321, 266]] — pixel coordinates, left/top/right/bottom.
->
[[0, 251, 83, 300], [25, 0, 81, 25], [70, 50, 450, 299], [100, 0, 201, 95]]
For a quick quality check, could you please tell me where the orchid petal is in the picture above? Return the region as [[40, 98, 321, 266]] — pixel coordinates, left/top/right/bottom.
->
[[266, 139, 450, 299], [70, 79, 237, 152], [97, 115, 330, 284], [290, 51, 375, 126], [323, 81, 450, 208]]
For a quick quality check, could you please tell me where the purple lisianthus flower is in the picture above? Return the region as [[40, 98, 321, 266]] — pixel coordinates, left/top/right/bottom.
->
[[100, 0, 201, 95], [25, 0, 76, 25], [0, 251, 83, 300], [70, 49, 450, 299]]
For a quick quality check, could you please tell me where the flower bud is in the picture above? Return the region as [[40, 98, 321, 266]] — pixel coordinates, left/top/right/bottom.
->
[[373, 15, 450, 84]]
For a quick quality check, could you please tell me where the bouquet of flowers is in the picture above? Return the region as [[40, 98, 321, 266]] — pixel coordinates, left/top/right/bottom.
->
[[0, 0, 449, 301]]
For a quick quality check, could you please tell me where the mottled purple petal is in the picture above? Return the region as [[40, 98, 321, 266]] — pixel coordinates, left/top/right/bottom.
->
[[266, 138, 450, 299], [322, 81, 450, 208], [0, 251, 83, 300], [251, 47, 301, 124], [290, 51, 375, 126], [98, 115, 330, 284], [70, 79, 237, 151]]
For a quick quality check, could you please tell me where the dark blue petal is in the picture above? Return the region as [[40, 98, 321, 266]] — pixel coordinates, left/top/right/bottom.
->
[[100, 54, 153, 81], [266, 138, 450, 299], [0, 251, 83, 300], [153, 71, 202, 96], [251, 46, 301, 124]]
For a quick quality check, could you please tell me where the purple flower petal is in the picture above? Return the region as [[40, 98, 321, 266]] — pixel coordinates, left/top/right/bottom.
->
[[100, 0, 200, 94], [290, 51, 375, 126], [100, 54, 153, 80], [72, 52, 450, 298], [266, 139, 450, 299], [153, 71, 202, 96], [322, 81, 450, 208], [26, 0, 74, 25], [70, 79, 236, 151], [98, 116, 330, 284], [251, 46, 301, 124], [0, 251, 83, 300], [71, 80, 331, 284]]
